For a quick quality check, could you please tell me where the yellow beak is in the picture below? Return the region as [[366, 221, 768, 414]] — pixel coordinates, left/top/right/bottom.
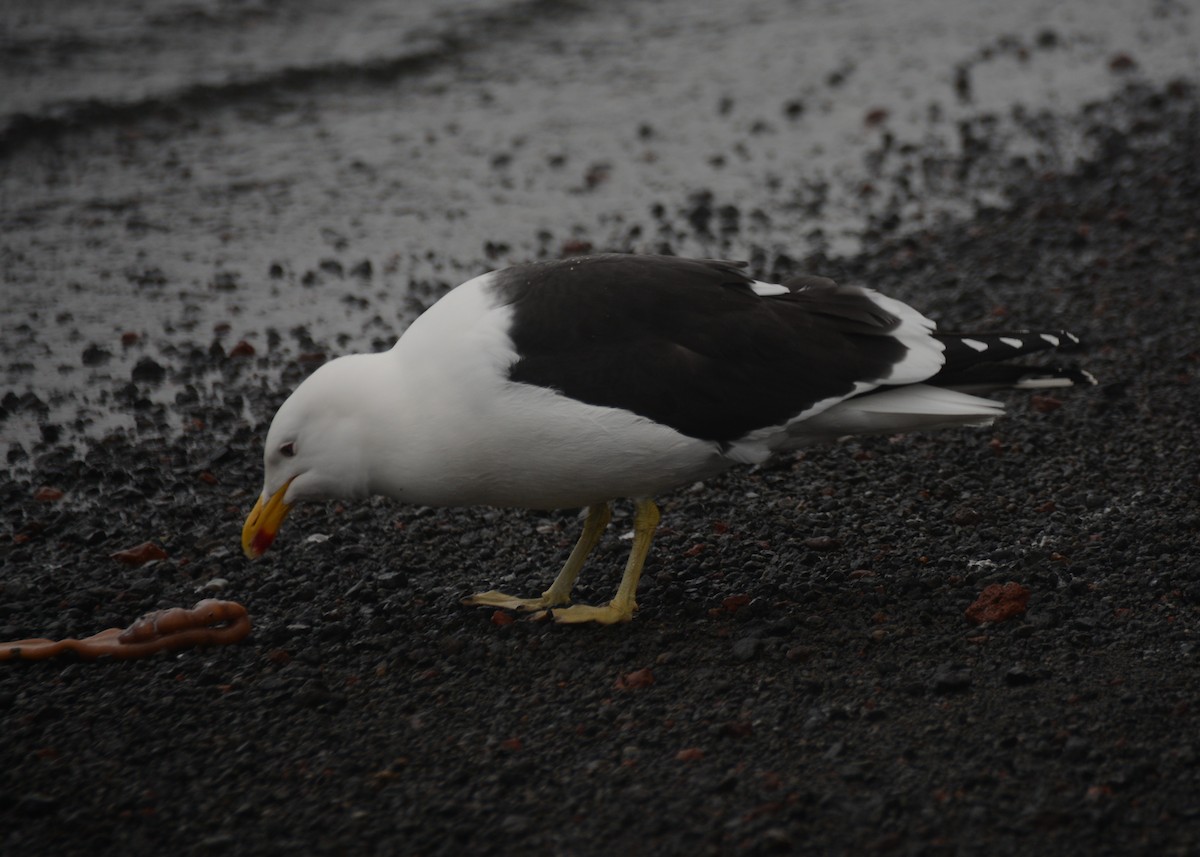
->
[[242, 479, 294, 559]]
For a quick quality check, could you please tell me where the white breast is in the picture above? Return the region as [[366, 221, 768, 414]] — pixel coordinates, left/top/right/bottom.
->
[[366, 273, 728, 509]]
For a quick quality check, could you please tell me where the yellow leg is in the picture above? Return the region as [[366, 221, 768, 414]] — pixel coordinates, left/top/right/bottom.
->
[[553, 498, 660, 625], [461, 504, 612, 611]]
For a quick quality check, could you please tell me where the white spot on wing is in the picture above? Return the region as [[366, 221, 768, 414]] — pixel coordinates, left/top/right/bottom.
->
[[1000, 337, 1024, 349], [750, 280, 790, 297], [961, 338, 988, 352], [858, 289, 944, 384], [1039, 333, 1060, 347]]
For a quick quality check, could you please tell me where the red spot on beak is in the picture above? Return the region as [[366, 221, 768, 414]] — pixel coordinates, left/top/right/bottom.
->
[[251, 526, 277, 557]]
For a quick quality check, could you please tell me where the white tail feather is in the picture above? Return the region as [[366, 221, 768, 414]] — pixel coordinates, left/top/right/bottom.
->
[[789, 384, 1004, 440]]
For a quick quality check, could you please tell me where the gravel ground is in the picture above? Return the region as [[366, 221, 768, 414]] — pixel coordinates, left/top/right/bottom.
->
[[3, 3, 1199, 855]]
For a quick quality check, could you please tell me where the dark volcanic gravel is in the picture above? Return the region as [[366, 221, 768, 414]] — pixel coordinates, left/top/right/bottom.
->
[[3, 6, 1200, 856]]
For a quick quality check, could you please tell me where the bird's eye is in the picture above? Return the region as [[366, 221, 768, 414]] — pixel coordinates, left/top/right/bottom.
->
[[279, 442, 296, 458]]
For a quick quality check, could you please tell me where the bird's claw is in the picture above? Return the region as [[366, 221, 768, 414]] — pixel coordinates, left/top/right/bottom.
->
[[461, 589, 568, 612]]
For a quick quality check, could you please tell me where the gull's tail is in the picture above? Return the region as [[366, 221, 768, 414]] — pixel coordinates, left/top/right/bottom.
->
[[791, 328, 1096, 440]]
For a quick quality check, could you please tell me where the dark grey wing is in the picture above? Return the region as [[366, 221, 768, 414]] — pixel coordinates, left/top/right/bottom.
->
[[493, 255, 911, 443]]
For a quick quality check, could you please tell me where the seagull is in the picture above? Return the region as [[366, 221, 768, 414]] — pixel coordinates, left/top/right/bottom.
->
[[241, 254, 1093, 624]]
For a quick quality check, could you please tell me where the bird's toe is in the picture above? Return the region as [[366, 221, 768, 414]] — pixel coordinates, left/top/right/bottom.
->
[[461, 589, 568, 611], [551, 601, 635, 625]]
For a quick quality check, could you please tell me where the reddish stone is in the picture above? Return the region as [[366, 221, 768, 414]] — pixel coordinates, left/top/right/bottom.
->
[[229, 340, 256, 358], [110, 542, 168, 567], [1109, 52, 1137, 72], [584, 164, 609, 188], [561, 239, 593, 256], [722, 720, 754, 738], [490, 610, 515, 626], [1031, 394, 1063, 413], [722, 594, 751, 613], [614, 667, 655, 690], [675, 748, 705, 761], [965, 582, 1031, 625], [33, 486, 64, 502], [864, 107, 889, 127]]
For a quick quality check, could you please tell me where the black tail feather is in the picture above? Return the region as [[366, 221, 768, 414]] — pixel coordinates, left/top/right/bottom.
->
[[931, 330, 1094, 391], [936, 362, 1097, 394]]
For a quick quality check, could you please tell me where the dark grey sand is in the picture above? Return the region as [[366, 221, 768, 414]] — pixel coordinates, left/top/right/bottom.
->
[[3, 2, 1199, 854]]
